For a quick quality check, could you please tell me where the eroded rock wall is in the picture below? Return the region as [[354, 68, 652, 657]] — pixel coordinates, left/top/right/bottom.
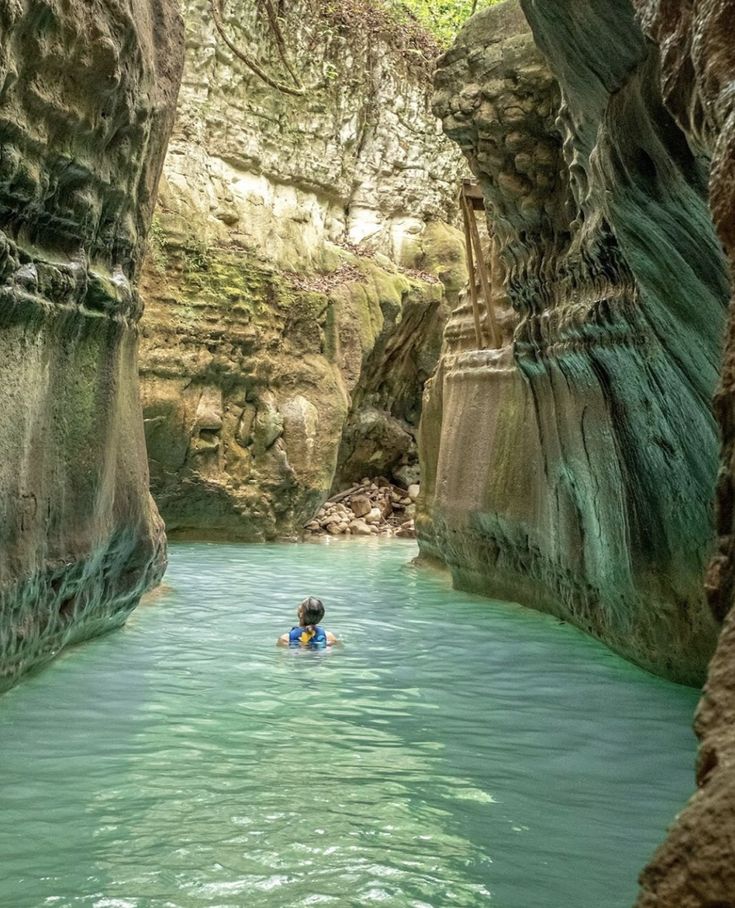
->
[[631, 0, 735, 903], [423, 0, 730, 684], [0, 0, 184, 690], [139, 0, 466, 540]]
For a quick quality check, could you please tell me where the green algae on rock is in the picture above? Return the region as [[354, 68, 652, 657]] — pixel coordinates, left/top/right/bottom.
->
[[139, 0, 466, 540], [141, 242, 453, 539], [421, 0, 730, 685], [0, 0, 184, 691]]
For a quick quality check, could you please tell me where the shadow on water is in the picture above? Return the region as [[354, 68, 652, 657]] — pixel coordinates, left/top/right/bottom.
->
[[0, 539, 699, 908]]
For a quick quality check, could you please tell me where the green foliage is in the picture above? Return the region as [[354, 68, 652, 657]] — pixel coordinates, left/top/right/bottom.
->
[[147, 215, 169, 274], [316, 0, 502, 64], [388, 0, 502, 46]]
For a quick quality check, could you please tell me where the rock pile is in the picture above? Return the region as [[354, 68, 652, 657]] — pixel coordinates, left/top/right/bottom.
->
[[305, 479, 420, 539]]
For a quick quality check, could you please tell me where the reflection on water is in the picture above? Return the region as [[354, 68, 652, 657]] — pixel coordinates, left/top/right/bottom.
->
[[0, 540, 699, 907]]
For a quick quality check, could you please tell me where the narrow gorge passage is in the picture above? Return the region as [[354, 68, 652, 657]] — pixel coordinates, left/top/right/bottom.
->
[[0, 541, 698, 908], [3, 0, 735, 903]]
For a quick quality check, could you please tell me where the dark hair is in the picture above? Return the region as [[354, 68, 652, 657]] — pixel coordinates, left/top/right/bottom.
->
[[300, 596, 325, 627]]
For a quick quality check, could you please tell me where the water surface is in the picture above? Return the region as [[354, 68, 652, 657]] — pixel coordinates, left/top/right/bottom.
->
[[0, 540, 699, 907]]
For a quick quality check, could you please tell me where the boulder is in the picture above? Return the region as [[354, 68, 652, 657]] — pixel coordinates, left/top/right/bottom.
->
[[349, 519, 373, 536], [350, 494, 372, 518]]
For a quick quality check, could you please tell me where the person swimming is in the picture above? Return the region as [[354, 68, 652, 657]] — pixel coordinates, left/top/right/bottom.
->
[[277, 596, 338, 648]]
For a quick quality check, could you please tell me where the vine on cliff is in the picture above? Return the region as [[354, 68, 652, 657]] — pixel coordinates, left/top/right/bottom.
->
[[210, 0, 499, 96], [210, 0, 323, 96], [316, 0, 440, 63], [320, 0, 503, 50]]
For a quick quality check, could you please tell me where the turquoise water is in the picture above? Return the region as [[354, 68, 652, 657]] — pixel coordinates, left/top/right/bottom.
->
[[0, 540, 699, 908]]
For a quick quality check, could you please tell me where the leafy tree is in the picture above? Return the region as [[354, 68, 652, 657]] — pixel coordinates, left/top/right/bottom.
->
[[389, 0, 503, 46]]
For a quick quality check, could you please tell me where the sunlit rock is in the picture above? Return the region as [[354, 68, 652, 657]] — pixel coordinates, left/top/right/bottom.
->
[[139, 0, 467, 539]]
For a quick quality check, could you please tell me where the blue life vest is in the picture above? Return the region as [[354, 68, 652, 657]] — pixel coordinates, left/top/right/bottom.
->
[[289, 625, 328, 648]]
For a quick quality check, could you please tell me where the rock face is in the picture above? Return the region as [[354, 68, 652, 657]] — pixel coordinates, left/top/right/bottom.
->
[[139, 0, 466, 540], [631, 0, 735, 903], [0, 0, 184, 690], [424, 0, 730, 684]]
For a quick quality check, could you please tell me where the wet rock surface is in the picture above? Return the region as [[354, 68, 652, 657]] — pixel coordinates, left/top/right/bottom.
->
[[0, 0, 184, 690], [421, 0, 730, 685], [631, 0, 735, 903], [139, 0, 465, 541]]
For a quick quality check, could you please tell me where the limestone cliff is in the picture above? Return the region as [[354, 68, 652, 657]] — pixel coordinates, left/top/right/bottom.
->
[[424, 0, 730, 685], [631, 0, 735, 903], [0, 0, 184, 690], [139, 0, 466, 540]]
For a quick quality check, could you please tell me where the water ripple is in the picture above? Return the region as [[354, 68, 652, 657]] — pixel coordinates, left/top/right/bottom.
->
[[0, 540, 699, 908]]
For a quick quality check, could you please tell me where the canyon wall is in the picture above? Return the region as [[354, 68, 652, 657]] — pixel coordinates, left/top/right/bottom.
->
[[0, 0, 183, 690], [140, 0, 466, 540], [632, 0, 735, 903], [424, 0, 731, 685]]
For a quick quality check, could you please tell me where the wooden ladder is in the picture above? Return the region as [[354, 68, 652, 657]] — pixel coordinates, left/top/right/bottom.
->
[[460, 181, 500, 349]]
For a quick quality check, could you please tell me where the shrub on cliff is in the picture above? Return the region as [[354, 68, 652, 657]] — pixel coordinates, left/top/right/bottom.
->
[[320, 0, 502, 60], [211, 0, 500, 95], [390, 0, 502, 46]]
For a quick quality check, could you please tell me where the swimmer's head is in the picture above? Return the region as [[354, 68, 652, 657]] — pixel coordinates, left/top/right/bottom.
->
[[298, 596, 325, 627]]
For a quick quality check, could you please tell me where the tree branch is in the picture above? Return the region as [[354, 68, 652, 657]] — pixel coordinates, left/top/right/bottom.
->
[[259, 0, 303, 88], [210, 0, 310, 98]]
